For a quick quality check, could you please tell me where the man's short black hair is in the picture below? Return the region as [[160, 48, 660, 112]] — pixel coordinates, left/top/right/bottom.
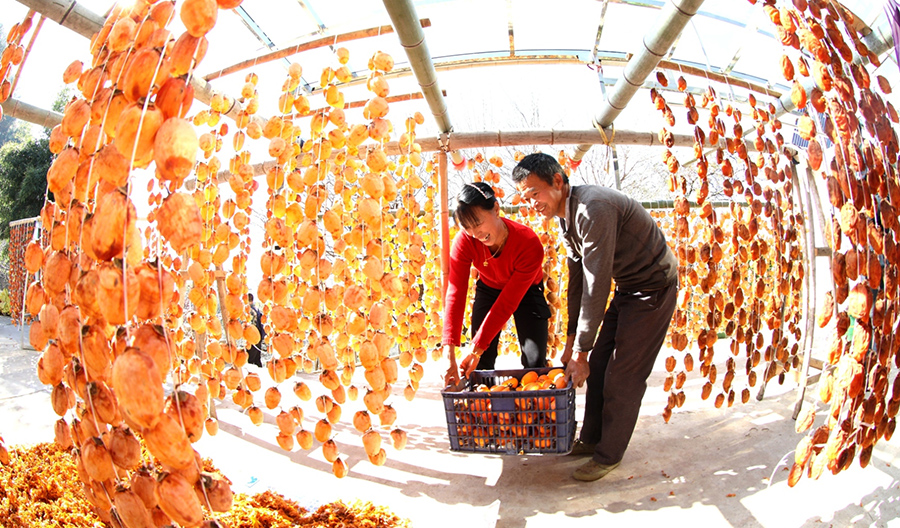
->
[[511, 153, 569, 186], [453, 181, 497, 229]]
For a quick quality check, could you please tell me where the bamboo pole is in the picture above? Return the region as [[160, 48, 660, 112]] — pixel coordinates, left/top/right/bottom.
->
[[13, 0, 264, 129], [203, 126, 756, 187], [685, 16, 894, 167], [14, 0, 103, 39], [203, 20, 431, 82], [791, 159, 818, 419], [9, 12, 41, 96], [213, 264, 232, 351], [382, 0, 451, 136], [310, 54, 585, 94], [803, 163, 838, 390], [654, 58, 778, 98], [439, 151, 449, 299], [0, 97, 62, 128], [803, 165, 835, 311], [304, 90, 442, 117], [309, 53, 777, 100], [406, 128, 706, 152], [572, 0, 706, 162]]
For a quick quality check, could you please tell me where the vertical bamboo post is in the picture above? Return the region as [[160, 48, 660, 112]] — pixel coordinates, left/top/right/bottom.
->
[[791, 159, 818, 419], [213, 264, 236, 407], [214, 265, 230, 343], [803, 165, 836, 315], [9, 13, 43, 96], [439, 151, 450, 299], [19, 269, 29, 350]]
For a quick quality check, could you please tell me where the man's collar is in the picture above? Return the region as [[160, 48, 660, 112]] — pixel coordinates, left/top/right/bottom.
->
[[560, 184, 571, 232]]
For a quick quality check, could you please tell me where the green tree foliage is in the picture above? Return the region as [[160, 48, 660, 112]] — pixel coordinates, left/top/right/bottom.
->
[[0, 80, 72, 243], [51, 86, 73, 117], [0, 137, 50, 240], [0, 115, 23, 148]]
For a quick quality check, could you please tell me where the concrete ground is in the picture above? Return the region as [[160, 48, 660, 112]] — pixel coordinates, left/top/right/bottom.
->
[[1, 315, 899, 528]]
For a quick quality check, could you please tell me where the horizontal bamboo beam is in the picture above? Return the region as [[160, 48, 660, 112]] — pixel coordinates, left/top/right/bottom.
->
[[14, 0, 103, 39], [0, 97, 62, 128], [8, 216, 39, 228], [202, 19, 432, 82], [311, 53, 584, 94], [655, 58, 781, 98], [407, 128, 695, 152], [205, 126, 755, 186], [303, 90, 444, 117], [310, 52, 781, 99], [489, 199, 740, 216]]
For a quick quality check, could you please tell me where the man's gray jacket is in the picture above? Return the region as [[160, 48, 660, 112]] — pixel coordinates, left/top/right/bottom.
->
[[561, 185, 679, 353]]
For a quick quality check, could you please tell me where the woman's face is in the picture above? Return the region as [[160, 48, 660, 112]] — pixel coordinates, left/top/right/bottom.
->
[[462, 204, 504, 247]]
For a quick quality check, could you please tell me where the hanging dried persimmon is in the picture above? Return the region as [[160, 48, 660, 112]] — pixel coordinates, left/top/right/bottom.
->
[[156, 192, 202, 253]]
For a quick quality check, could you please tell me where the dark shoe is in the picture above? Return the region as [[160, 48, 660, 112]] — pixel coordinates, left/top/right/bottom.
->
[[567, 439, 596, 456], [573, 459, 620, 481]]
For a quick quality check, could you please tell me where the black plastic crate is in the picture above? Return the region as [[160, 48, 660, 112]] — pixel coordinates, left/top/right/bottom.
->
[[441, 367, 576, 454]]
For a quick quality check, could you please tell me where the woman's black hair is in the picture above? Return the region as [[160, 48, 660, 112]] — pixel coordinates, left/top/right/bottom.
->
[[453, 181, 497, 229]]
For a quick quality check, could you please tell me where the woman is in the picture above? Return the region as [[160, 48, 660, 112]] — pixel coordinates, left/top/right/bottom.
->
[[246, 293, 265, 368], [443, 181, 551, 387]]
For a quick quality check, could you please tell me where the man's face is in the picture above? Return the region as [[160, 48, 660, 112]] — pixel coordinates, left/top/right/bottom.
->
[[515, 173, 565, 219]]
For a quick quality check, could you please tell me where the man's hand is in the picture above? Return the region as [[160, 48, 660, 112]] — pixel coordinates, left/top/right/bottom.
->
[[559, 334, 576, 366], [565, 354, 590, 388]]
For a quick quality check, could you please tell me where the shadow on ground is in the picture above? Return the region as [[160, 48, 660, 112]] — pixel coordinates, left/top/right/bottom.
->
[[209, 373, 900, 528]]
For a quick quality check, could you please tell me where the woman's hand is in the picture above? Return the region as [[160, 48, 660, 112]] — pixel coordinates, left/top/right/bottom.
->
[[443, 344, 460, 388], [444, 363, 461, 388], [459, 347, 484, 379]]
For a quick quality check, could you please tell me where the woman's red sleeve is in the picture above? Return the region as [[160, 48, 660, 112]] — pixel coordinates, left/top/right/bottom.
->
[[441, 232, 474, 347]]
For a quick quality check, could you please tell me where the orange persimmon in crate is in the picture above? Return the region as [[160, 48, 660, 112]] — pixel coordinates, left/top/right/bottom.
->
[[441, 367, 575, 454]]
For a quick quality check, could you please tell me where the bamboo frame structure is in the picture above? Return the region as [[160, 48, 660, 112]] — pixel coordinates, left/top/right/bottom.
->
[[202, 19, 431, 82], [439, 151, 450, 299], [382, 0, 454, 298], [684, 15, 895, 167], [205, 126, 754, 186], [4, 0, 892, 450], [406, 128, 701, 152], [309, 52, 778, 100], [790, 160, 817, 417], [14, 0, 102, 39], [304, 90, 443, 116], [309, 53, 584, 94], [9, 12, 43, 96], [14, 0, 265, 129], [382, 0, 451, 136], [571, 0, 706, 162], [654, 58, 776, 97], [803, 162, 837, 379], [0, 97, 62, 128]]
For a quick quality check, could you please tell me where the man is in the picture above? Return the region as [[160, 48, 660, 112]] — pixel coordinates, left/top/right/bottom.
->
[[512, 153, 678, 482]]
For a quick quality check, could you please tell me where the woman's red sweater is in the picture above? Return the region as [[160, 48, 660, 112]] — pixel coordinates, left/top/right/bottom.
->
[[442, 217, 544, 350]]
